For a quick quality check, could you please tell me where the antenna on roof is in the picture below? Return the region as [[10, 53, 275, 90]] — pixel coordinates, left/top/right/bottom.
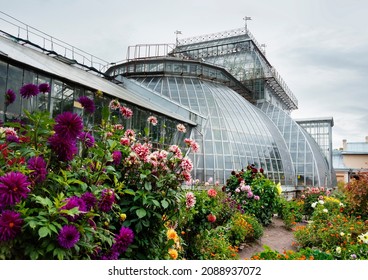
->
[[174, 30, 182, 45], [243, 16, 252, 32]]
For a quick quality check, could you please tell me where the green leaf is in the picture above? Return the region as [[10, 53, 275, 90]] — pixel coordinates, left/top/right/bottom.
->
[[48, 223, 58, 234], [144, 182, 152, 191], [27, 220, 38, 229], [124, 189, 135, 195], [161, 200, 169, 209], [152, 200, 160, 207], [38, 226, 51, 239], [30, 250, 39, 260], [136, 208, 147, 219]]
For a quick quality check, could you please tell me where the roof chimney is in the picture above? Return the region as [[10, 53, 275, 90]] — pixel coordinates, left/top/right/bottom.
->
[[342, 139, 347, 150]]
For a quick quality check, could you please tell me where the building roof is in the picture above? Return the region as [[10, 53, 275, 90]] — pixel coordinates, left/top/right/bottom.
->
[[295, 116, 334, 127], [332, 150, 348, 170], [0, 34, 196, 125], [343, 142, 368, 154]]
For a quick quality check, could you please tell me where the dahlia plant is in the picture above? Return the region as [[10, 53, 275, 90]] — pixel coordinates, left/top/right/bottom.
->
[[0, 84, 196, 260], [224, 165, 280, 225]]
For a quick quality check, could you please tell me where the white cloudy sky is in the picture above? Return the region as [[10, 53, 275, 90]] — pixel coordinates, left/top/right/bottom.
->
[[1, 0, 367, 149]]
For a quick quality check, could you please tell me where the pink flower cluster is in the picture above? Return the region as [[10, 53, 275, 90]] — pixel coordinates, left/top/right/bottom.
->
[[147, 116, 158, 126], [185, 192, 196, 208], [176, 124, 186, 133], [184, 138, 199, 153], [108, 99, 133, 119], [235, 180, 258, 200], [207, 188, 217, 198], [169, 145, 183, 159]]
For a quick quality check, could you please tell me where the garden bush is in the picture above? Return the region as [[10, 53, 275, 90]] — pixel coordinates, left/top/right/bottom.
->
[[343, 173, 368, 219], [224, 165, 281, 225], [226, 212, 263, 246], [177, 188, 242, 259], [277, 197, 304, 230], [0, 84, 198, 260]]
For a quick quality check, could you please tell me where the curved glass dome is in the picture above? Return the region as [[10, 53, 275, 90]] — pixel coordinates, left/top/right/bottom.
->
[[258, 102, 331, 187], [131, 75, 295, 185]]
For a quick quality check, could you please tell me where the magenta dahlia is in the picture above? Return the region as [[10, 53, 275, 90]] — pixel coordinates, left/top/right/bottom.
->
[[19, 83, 40, 99], [48, 134, 78, 162], [54, 111, 84, 140], [77, 96, 95, 114], [57, 225, 80, 249], [0, 210, 23, 242], [5, 89, 16, 106], [38, 83, 51, 94], [0, 172, 30, 208], [27, 156, 47, 184], [111, 226, 134, 253]]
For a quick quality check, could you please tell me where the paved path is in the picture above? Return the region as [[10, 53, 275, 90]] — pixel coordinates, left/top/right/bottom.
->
[[238, 217, 299, 259]]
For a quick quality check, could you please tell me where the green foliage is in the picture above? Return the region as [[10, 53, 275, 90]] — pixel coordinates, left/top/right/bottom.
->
[[224, 165, 281, 225], [196, 227, 239, 260], [226, 212, 263, 246], [0, 101, 192, 260], [277, 197, 304, 230], [249, 245, 334, 260]]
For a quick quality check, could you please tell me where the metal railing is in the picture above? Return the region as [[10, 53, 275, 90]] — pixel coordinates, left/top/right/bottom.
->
[[0, 11, 110, 73]]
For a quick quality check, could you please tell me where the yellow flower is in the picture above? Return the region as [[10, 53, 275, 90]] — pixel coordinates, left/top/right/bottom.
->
[[276, 183, 282, 195], [96, 90, 103, 98], [167, 228, 178, 241], [168, 248, 178, 260], [120, 213, 127, 221]]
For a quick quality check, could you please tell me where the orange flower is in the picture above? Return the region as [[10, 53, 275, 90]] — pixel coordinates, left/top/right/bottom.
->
[[167, 228, 178, 241], [168, 248, 178, 260]]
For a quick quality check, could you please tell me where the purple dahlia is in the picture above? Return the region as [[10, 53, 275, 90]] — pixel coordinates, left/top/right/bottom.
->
[[98, 189, 115, 212], [48, 134, 78, 162], [77, 96, 95, 114], [38, 83, 51, 94], [19, 83, 39, 99], [0, 210, 23, 242], [27, 156, 47, 184], [78, 131, 95, 148], [57, 225, 80, 249], [0, 172, 30, 208], [54, 111, 84, 140], [111, 226, 134, 254], [5, 89, 16, 106]]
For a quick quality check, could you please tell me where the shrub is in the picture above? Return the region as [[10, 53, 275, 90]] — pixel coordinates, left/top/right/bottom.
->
[[278, 198, 304, 230], [196, 227, 239, 260], [293, 208, 368, 259], [227, 212, 263, 246], [177, 188, 240, 259], [224, 165, 280, 225], [0, 90, 196, 260], [299, 186, 331, 219], [249, 246, 334, 260], [343, 173, 368, 219]]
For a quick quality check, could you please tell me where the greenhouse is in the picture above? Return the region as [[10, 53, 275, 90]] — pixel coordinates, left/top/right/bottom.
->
[[0, 13, 334, 189]]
